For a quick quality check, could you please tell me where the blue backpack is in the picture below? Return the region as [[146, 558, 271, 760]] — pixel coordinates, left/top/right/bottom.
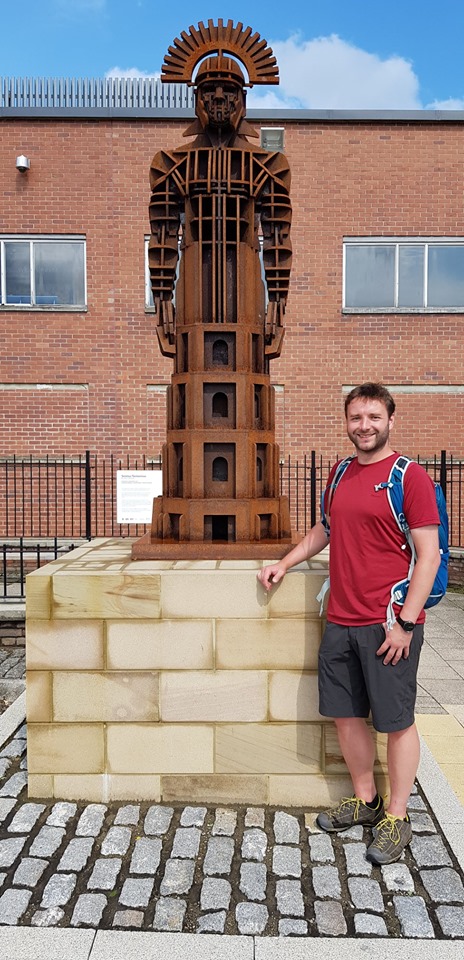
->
[[318, 454, 449, 627]]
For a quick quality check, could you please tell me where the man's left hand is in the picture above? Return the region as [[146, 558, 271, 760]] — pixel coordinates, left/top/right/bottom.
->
[[377, 622, 411, 665]]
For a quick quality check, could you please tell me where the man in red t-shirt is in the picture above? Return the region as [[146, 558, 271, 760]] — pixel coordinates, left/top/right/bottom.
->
[[258, 382, 440, 864]]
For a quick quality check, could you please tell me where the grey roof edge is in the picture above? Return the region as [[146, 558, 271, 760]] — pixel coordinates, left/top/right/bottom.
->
[[3, 107, 464, 122]]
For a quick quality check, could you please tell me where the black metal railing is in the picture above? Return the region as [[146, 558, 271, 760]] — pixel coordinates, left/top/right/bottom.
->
[[1, 538, 77, 601], [1, 450, 463, 600]]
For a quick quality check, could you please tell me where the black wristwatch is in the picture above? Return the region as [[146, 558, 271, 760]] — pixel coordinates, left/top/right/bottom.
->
[[396, 615, 415, 632]]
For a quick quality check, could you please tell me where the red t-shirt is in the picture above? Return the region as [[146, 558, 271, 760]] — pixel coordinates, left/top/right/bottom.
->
[[325, 453, 440, 626]]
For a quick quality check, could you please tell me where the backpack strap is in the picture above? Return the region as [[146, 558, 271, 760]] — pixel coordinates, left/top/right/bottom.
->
[[320, 455, 355, 535], [379, 456, 417, 629], [317, 455, 354, 615]]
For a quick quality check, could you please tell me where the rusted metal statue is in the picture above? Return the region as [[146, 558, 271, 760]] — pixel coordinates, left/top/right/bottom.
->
[[133, 19, 293, 559]]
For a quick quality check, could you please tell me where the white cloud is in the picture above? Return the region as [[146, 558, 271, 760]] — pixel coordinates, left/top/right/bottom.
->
[[106, 67, 160, 80], [426, 97, 464, 110], [253, 33, 421, 110]]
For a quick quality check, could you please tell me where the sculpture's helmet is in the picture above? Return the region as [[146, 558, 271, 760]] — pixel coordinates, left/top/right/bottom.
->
[[195, 55, 246, 130]]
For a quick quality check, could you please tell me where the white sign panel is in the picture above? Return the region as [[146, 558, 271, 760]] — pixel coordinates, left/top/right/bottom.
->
[[116, 470, 163, 524]]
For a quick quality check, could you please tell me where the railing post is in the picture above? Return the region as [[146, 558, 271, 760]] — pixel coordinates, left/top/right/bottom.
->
[[440, 449, 447, 498], [85, 450, 92, 540], [310, 450, 317, 529]]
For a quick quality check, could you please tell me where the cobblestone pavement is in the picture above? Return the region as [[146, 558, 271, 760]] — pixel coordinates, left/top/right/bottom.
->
[[0, 648, 25, 715], [0, 730, 464, 938]]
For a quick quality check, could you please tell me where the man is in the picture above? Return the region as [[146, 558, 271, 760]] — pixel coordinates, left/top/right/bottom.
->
[[258, 382, 440, 864]]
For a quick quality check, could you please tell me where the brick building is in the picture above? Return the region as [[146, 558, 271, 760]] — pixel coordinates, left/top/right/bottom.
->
[[1, 78, 463, 464]]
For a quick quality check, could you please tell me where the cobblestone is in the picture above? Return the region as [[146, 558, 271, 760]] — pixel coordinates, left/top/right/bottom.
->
[[47, 802, 77, 827], [1, 686, 464, 939], [113, 909, 144, 928], [119, 877, 154, 908], [153, 896, 186, 931], [348, 876, 384, 912], [272, 844, 302, 877], [159, 858, 195, 895], [436, 905, 464, 937], [312, 865, 341, 899], [8, 801, 45, 832], [200, 877, 231, 911], [76, 804, 106, 837], [343, 841, 372, 876], [88, 857, 122, 890], [354, 912, 388, 936], [239, 861, 267, 901], [129, 837, 161, 875], [278, 918, 308, 936], [308, 832, 335, 863], [420, 867, 464, 902], [394, 894, 435, 938], [57, 837, 94, 871], [212, 808, 237, 836], [13, 856, 48, 886], [180, 805, 206, 827], [0, 887, 32, 923], [236, 901, 268, 934], [100, 825, 131, 856], [275, 879, 304, 917], [32, 906, 65, 926], [41, 872, 77, 907], [171, 825, 201, 859], [144, 804, 173, 835], [381, 861, 415, 892], [273, 810, 299, 844], [314, 900, 347, 936], [29, 825, 65, 857], [197, 910, 226, 933], [71, 893, 107, 927], [241, 827, 267, 861], [114, 804, 140, 826], [203, 836, 234, 875]]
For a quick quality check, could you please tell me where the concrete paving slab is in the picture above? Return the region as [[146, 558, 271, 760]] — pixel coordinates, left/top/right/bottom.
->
[[255, 941, 464, 959], [0, 927, 95, 960], [89, 930, 254, 959], [0, 692, 25, 748]]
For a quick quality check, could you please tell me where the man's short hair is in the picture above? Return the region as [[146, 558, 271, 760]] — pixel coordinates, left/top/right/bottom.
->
[[344, 382, 396, 418]]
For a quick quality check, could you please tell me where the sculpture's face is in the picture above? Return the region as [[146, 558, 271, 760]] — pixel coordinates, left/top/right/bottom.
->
[[196, 80, 245, 131]]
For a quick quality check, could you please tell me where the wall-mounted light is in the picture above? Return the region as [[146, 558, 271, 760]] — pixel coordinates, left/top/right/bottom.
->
[[16, 155, 30, 173]]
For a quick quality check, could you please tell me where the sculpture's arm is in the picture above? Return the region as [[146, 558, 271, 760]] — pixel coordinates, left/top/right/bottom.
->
[[259, 153, 292, 358], [148, 151, 183, 358]]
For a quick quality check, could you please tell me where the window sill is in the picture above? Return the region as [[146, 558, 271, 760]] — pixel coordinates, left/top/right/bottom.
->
[[0, 305, 88, 312], [342, 306, 464, 314]]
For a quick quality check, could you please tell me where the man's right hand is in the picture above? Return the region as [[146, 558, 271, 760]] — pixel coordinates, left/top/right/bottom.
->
[[257, 563, 287, 592]]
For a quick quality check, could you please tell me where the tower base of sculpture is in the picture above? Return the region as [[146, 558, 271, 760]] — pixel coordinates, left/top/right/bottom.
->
[[131, 532, 295, 560], [132, 493, 294, 559]]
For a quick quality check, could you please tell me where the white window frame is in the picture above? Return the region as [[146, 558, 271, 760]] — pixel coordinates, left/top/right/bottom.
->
[[0, 235, 87, 310], [343, 237, 464, 313]]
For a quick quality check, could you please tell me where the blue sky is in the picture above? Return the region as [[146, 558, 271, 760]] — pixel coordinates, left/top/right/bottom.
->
[[2, 0, 464, 109]]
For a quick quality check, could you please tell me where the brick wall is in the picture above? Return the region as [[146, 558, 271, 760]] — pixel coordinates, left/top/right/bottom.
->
[[1, 117, 463, 462]]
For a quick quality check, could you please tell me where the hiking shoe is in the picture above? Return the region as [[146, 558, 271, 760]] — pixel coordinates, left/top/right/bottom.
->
[[366, 813, 412, 864], [316, 795, 385, 833]]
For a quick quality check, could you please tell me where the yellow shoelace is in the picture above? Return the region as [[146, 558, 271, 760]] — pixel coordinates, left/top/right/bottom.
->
[[374, 813, 405, 848]]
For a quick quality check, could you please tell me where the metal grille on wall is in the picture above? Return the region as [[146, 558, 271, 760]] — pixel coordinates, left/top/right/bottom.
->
[[0, 77, 194, 112]]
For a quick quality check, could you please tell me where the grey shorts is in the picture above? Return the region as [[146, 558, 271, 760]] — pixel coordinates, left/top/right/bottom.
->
[[318, 621, 424, 733]]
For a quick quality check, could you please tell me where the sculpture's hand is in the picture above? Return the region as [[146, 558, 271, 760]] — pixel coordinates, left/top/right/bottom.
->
[[265, 300, 285, 340], [156, 299, 176, 342]]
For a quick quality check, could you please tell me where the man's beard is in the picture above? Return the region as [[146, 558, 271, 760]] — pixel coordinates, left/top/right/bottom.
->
[[348, 425, 390, 454]]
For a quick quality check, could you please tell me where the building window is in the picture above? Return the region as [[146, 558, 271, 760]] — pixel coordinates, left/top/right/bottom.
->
[[344, 238, 464, 311], [0, 237, 86, 308], [260, 127, 284, 152]]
